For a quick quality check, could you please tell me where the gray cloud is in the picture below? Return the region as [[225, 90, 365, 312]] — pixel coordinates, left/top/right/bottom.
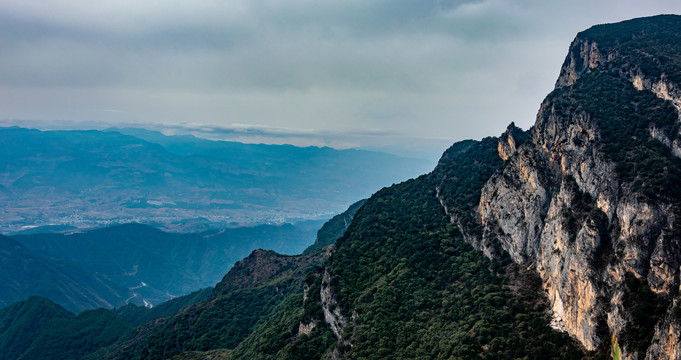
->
[[1, 0, 680, 154]]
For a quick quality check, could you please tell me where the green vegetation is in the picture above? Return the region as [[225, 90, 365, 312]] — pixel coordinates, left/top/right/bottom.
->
[[577, 15, 681, 84], [93, 139, 590, 360], [611, 335, 621, 360], [554, 14, 681, 207], [0, 234, 129, 313], [143, 285, 295, 358], [209, 260, 337, 360], [168, 349, 232, 360], [327, 141, 585, 359], [303, 199, 367, 254], [432, 137, 505, 238], [548, 69, 681, 203], [97, 249, 330, 360], [13, 222, 321, 309], [6, 16, 681, 360], [0, 297, 131, 360]]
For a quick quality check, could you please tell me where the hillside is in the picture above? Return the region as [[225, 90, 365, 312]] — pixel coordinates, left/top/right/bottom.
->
[[0, 297, 131, 360], [466, 15, 681, 359], [0, 200, 355, 360], [10, 222, 321, 310], [92, 248, 331, 360], [0, 234, 128, 313], [303, 198, 367, 254]]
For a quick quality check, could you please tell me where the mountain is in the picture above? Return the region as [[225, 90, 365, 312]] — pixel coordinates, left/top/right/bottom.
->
[[303, 198, 367, 254], [124, 15, 680, 360], [0, 127, 431, 234], [3, 14, 681, 360], [11, 221, 322, 309], [0, 296, 131, 360], [0, 234, 128, 313], [0, 202, 348, 360], [0, 287, 218, 360], [91, 248, 331, 360], [460, 15, 681, 359]]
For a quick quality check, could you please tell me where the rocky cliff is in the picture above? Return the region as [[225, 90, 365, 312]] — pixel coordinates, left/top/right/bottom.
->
[[436, 15, 681, 360]]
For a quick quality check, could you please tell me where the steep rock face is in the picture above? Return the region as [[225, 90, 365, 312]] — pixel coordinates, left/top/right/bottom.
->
[[555, 38, 602, 88], [439, 15, 681, 359], [554, 14, 681, 158], [646, 300, 681, 360], [320, 266, 347, 341]]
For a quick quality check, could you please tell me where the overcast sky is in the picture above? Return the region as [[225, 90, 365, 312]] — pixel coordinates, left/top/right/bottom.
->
[[1, 0, 680, 158]]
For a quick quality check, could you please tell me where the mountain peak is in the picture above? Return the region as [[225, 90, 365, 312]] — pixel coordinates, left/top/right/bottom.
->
[[556, 14, 681, 89], [213, 248, 329, 296]]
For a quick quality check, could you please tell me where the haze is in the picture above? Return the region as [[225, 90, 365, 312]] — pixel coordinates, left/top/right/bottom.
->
[[1, 0, 679, 158]]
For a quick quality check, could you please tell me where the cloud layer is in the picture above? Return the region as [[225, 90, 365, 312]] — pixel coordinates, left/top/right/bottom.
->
[[1, 0, 680, 152]]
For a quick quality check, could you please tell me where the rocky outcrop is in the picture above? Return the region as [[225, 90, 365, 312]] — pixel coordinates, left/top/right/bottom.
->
[[298, 321, 316, 336], [320, 266, 348, 341], [474, 100, 681, 357], [633, 74, 681, 158], [553, 21, 681, 159], [646, 300, 681, 360], [438, 15, 681, 359], [555, 38, 602, 88], [632, 73, 681, 115], [497, 122, 528, 161]]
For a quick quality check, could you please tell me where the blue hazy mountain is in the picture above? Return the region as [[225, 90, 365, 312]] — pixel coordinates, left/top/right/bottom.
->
[[0, 127, 432, 233], [9, 221, 322, 311], [0, 234, 129, 313], [0, 296, 131, 360]]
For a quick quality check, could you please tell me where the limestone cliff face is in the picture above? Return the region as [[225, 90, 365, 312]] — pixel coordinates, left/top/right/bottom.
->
[[438, 15, 681, 360], [554, 19, 681, 159], [320, 266, 348, 341], [555, 38, 603, 88]]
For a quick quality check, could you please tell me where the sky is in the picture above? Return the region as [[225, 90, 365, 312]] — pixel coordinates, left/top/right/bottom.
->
[[1, 0, 680, 159]]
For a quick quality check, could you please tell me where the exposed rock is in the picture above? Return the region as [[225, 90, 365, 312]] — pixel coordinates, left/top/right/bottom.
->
[[438, 16, 681, 359], [555, 38, 602, 88], [631, 73, 681, 157], [303, 282, 310, 302], [650, 124, 681, 158], [436, 186, 487, 256], [298, 321, 316, 336], [320, 266, 348, 342], [646, 299, 681, 360], [471, 98, 681, 356], [497, 122, 528, 161], [632, 73, 681, 117]]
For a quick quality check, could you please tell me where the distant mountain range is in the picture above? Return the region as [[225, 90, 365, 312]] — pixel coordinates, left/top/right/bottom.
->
[[0, 127, 431, 233]]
